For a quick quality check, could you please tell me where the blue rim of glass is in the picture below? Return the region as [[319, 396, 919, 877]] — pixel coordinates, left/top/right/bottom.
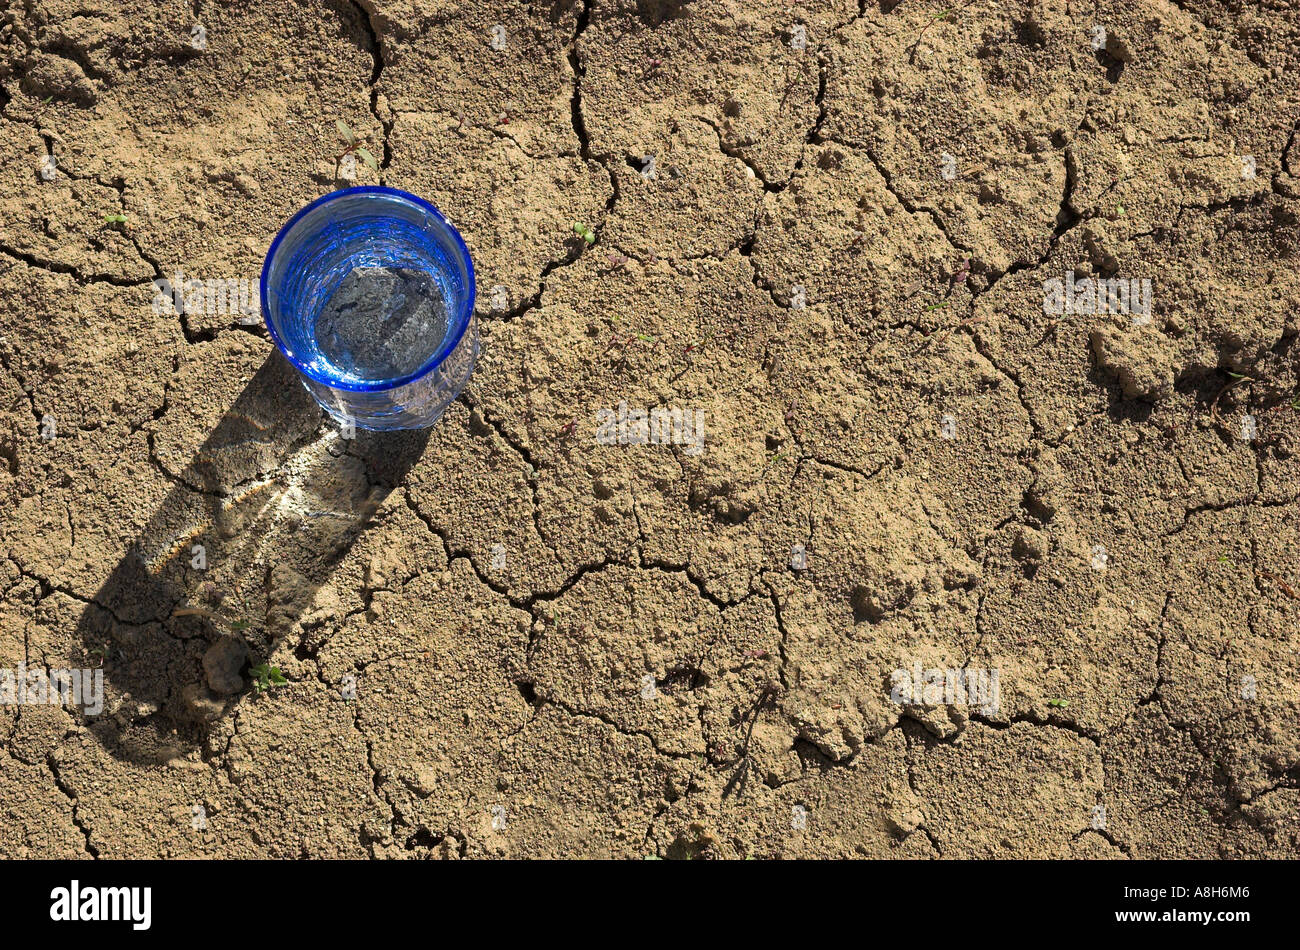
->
[[259, 185, 477, 394]]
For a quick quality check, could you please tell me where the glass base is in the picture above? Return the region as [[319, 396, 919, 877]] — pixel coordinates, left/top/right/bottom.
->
[[304, 314, 479, 431]]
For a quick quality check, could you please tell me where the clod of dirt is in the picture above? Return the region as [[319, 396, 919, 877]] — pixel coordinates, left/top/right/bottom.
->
[[203, 637, 249, 695], [1090, 326, 1176, 400], [19, 53, 97, 104], [179, 683, 228, 723], [1011, 526, 1049, 564], [815, 474, 979, 623], [850, 579, 911, 622]]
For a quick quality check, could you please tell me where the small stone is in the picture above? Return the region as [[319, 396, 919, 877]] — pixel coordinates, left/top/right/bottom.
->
[[414, 768, 439, 797]]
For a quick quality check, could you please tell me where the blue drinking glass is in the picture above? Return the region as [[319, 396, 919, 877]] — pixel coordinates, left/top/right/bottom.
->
[[261, 186, 477, 431]]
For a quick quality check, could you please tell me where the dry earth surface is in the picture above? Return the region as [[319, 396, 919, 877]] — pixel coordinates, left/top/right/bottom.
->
[[1, 0, 1298, 858]]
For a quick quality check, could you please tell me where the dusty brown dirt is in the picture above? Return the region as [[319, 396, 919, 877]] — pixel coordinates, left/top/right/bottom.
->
[[1, 0, 1298, 859]]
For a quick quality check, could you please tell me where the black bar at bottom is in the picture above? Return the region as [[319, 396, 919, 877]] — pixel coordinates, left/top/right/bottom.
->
[[0, 858, 1282, 936]]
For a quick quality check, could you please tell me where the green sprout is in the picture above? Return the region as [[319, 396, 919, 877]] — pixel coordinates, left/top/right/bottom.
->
[[1047, 698, 1069, 709], [572, 221, 596, 245], [335, 119, 378, 180], [924, 300, 949, 311], [908, 0, 975, 63], [103, 213, 126, 225], [249, 663, 287, 693]]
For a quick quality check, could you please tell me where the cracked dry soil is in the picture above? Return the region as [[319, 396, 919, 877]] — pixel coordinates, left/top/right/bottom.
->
[[1, 0, 1298, 859]]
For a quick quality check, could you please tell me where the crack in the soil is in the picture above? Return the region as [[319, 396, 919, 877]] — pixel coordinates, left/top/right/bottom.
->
[[478, 0, 618, 327], [966, 144, 1083, 309], [0, 243, 149, 290], [856, 142, 973, 258], [542, 694, 701, 761], [968, 711, 1102, 745], [46, 751, 99, 858], [762, 584, 793, 693], [567, 0, 620, 239], [900, 726, 944, 857], [457, 388, 550, 550], [1074, 825, 1132, 855], [348, 0, 392, 177]]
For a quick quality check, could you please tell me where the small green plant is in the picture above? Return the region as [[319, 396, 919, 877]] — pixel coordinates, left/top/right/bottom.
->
[[908, 0, 976, 63], [249, 663, 287, 693], [761, 450, 788, 479], [572, 221, 596, 245], [924, 300, 949, 311], [103, 213, 126, 226], [335, 119, 378, 181], [1047, 698, 1069, 709]]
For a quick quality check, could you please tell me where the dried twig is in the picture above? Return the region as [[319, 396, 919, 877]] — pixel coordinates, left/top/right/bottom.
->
[[1209, 373, 1252, 424], [1260, 571, 1299, 600]]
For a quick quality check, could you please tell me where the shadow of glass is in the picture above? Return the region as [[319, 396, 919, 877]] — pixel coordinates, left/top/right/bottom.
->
[[74, 352, 430, 765]]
